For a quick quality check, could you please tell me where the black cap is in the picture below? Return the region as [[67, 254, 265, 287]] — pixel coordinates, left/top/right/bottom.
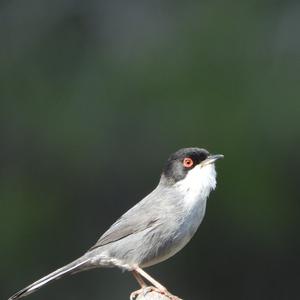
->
[[162, 147, 210, 184]]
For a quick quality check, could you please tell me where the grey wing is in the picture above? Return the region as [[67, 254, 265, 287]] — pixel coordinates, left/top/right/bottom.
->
[[88, 189, 161, 251]]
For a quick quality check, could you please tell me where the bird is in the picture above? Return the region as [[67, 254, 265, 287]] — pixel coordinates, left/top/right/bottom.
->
[[8, 147, 223, 300]]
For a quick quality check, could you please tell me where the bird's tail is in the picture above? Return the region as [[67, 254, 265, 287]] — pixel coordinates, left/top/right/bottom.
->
[[8, 257, 91, 300]]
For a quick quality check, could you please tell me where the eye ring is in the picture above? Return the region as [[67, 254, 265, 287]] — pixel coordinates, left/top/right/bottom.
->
[[183, 157, 194, 168]]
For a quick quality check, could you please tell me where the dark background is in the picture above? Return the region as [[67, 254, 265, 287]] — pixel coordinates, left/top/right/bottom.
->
[[1, 1, 300, 300]]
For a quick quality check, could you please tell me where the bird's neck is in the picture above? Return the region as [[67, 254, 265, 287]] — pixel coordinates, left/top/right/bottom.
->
[[173, 164, 217, 211]]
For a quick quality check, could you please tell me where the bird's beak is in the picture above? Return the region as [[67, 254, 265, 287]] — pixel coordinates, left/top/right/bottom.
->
[[201, 154, 224, 166]]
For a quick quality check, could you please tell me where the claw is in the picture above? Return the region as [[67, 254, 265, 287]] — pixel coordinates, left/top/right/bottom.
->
[[159, 289, 182, 300], [130, 286, 182, 300], [130, 287, 150, 300], [130, 286, 158, 300]]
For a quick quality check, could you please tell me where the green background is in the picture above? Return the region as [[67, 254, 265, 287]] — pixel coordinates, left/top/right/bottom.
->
[[1, 1, 299, 300]]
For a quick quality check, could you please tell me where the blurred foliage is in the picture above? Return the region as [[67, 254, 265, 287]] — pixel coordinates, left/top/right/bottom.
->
[[1, 1, 300, 300]]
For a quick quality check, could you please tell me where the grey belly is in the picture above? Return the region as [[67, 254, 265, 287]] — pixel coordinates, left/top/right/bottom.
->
[[142, 209, 206, 267], [96, 204, 206, 269]]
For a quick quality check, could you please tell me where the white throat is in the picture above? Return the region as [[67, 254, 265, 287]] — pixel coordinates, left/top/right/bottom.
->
[[174, 163, 217, 210]]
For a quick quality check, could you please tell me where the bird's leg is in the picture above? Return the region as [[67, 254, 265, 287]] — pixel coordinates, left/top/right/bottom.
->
[[130, 267, 181, 300], [133, 266, 182, 300], [134, 266, 167, 292], [130, 270, 151, 300], [132, 270, 148, 288]]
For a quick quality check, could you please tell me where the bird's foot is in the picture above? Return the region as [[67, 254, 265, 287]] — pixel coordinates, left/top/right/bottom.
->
[[130, 286, 153, 300], [130, 286, 182, 300], [158, 287, 182, 300]]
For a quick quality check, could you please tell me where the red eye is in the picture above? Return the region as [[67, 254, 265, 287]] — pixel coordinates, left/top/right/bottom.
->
[[183, 157, 194, 168]]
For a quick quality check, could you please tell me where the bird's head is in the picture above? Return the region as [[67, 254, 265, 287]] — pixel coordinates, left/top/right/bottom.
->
[[161, 148, 223, 197]]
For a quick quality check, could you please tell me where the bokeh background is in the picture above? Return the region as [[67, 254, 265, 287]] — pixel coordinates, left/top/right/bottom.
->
[[1, 1, 300, 300]]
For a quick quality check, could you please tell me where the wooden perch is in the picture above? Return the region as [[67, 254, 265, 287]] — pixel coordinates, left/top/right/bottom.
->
[[131, 288, 182, 300], [135, 291, 170, 299]]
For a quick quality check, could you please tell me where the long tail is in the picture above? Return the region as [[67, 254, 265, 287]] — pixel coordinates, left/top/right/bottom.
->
[[8, 257, 91, 300]]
